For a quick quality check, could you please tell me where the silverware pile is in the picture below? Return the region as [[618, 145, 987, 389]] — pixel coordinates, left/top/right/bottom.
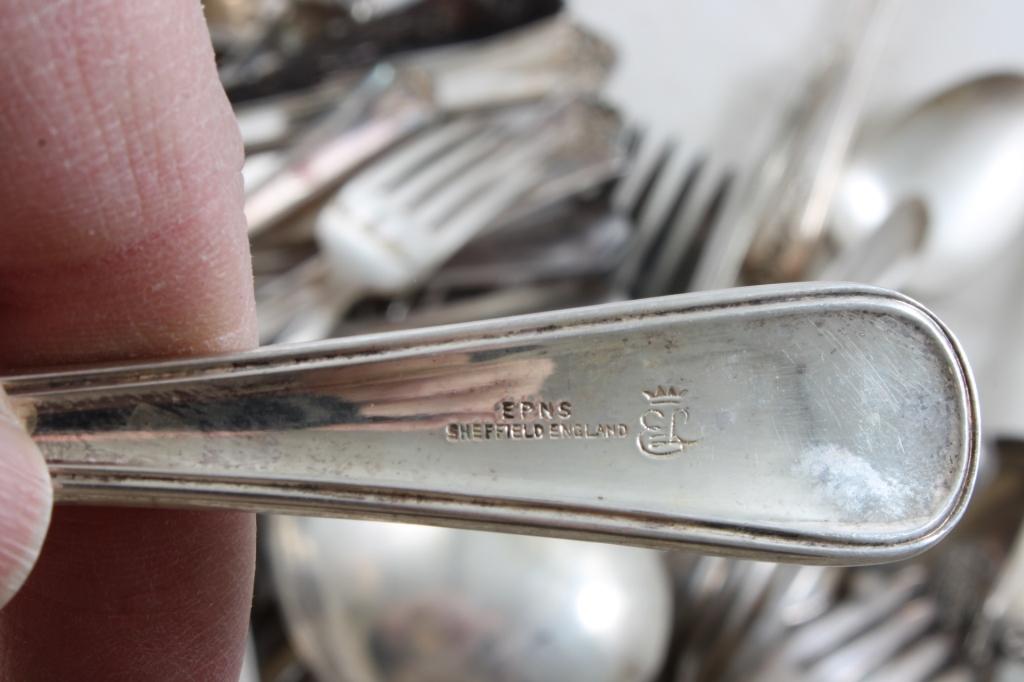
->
[[207, 2, 1024, 680], [241, 12, 622, 344]]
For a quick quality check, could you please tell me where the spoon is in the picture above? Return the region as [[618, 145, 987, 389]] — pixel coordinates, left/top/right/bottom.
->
[[824, 73, 1024, 296], [2, 283, 977, 564], [267, 517, 672, 682]]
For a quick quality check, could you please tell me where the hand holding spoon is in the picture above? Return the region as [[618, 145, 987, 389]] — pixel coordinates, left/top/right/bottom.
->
[[3, 283, 977, 565]]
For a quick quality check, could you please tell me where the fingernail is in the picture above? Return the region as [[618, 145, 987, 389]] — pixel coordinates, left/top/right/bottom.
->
[[0, 387, 52, 607]]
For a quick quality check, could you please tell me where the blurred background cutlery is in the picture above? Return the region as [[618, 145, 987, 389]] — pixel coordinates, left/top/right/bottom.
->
[[197, 0, 1024, 679]]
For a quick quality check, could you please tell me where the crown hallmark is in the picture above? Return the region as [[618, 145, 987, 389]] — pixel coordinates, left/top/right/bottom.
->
[[642, 385, 688, 404]]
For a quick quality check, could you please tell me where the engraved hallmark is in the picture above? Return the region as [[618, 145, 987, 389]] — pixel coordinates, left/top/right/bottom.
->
[[637, 386, 700, 457], [445, 397, 629, 443]]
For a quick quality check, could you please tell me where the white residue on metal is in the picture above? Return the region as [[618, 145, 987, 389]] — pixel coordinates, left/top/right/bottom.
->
[[797, 444, 911, 520]]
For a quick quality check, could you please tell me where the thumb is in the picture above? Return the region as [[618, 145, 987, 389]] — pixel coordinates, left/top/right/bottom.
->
[[0, 386, 51, 608]]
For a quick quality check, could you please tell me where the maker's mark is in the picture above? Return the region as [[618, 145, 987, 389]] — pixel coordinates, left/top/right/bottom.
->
[[637, 386, 700, 457]]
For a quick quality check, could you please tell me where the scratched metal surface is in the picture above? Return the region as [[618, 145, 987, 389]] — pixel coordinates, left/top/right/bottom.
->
[[3, 282, 977, 564]]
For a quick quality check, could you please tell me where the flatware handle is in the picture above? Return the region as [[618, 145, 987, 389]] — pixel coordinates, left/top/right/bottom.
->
[[3, 283, 977, 564], [245, 66, 434, 237]]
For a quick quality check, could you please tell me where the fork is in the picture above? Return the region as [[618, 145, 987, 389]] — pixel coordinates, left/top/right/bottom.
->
[[244, 16, 614, 237], [610, 134, 733, 300], [259, 98, 624, 343], [423, 197, 632, 295], [730, 564, 969, 682], [416, 128, 735, 303], [259, 127, 735, 341]]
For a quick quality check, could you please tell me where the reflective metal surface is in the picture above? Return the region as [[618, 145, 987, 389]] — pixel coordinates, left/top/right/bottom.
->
[[315, 99, 623, 296], [3, 283, 977, 563], [611, 137, 733, 300], [267, 517, 672, 682], [668, 557, 842, 681], [826, 73, 1024, 296], [243, 16, 614, 237], [259, 98, 624, 344], [692, 2, 894, 291]]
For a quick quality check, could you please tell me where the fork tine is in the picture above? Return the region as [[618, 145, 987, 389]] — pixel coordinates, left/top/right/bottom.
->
[[621, 124, 644, 163], [623, 140, 674, 224], [776, 566, 927, 667], [606, 125, 645, 205], [677, 561, 755, 682], [431, 163, 540, 260], [630, 156, 704, 298], [389, 128, 508, 209], [863, 634, 953, 682], [696, 561, 781, 681], [610, 139, 676, 292], [662, 173, 733, 295], [415, 135, 546, 229], [805, 599, 938, 682], [404, 104, 564, 229], [639, 161, 733, 298], [318, 99, 623, 305], [343, 118, 483, 209]]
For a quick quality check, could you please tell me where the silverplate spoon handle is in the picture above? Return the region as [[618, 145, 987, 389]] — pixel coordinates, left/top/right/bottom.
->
[[2, 283, 977, 565]]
